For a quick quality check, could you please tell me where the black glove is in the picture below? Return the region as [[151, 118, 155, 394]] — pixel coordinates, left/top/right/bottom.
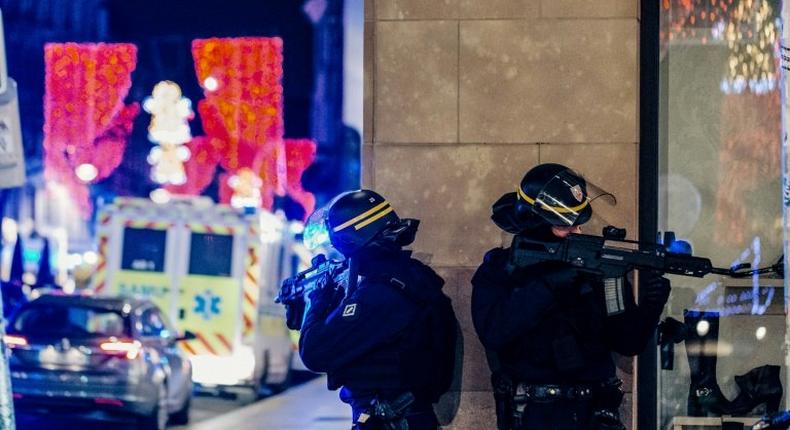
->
[[306, 281, 345, 319], [285, 297, 306, 330], [538, 262, 580, 295], [640, 273, 671, 309]]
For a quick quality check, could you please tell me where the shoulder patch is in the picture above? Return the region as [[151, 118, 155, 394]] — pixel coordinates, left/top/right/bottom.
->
[[342, 303, 358, 318]]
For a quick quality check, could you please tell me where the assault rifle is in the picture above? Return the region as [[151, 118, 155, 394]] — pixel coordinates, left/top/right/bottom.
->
[[275, 254, 350, 305], [507, 226, 775, 279], [753, 410, 790, 430]]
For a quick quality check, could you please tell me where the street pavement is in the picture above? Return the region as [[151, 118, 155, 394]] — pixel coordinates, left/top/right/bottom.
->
[[16, 374, 349, 430], [185, 375, 350, 430], [16, 374, 351, 430]]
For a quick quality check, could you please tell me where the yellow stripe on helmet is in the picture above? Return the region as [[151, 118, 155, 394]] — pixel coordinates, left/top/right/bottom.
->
[[354, 207, 394, 230], [333, 201, 391, 232], [516, 185, 589, 214]]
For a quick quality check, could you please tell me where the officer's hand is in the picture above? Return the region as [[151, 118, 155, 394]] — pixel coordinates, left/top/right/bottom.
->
[[306, 282, 345, 317], [285, 297, 306, 330], [538, 262, 580, 294], [640, 273, 671, 308]]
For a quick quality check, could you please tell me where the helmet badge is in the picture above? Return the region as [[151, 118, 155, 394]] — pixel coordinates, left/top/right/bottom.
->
[[570, 185, 584, 202]]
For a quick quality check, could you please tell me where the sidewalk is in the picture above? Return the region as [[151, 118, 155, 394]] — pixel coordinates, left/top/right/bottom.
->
[[189, 376, 351, 430]]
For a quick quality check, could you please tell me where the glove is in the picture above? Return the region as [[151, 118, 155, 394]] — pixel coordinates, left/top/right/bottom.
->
[[285, 297, 306, 330], [640, 273, 671, 309], [306, 280, 345, 318], [537, 262, 580, 295]]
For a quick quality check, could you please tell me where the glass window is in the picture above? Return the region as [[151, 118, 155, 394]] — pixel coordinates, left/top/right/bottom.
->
[[188, 232, 233, 277], [140, 307, 172, 338], [12, 304, 129, 337], [657, 0, 784, 427], [121, 227, 167, 272]]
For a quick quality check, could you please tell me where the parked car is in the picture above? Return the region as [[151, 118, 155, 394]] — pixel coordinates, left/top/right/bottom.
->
[[5, 294, 194, 430]]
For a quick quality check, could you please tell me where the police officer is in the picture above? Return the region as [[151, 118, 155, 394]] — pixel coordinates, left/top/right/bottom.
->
[[287, 189, 457, 430], [471, 163, 671, 430]]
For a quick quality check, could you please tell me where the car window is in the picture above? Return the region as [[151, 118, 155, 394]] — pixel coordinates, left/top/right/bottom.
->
[[13, 304, 128, 337], [140, 308, 172, 338]]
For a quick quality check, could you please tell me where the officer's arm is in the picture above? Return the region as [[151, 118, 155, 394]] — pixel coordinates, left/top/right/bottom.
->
[[298, 284, 413, 373], [471, 249, 556, 350], [603, 277, 666, 356]]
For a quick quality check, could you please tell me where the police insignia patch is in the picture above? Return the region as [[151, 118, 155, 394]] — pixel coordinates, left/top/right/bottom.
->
[[342, 303, 357, 318], [570, 185, 584, 202]]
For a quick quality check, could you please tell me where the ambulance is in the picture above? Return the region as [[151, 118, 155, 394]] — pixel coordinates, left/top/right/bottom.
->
[[90, 196, 308, 398]]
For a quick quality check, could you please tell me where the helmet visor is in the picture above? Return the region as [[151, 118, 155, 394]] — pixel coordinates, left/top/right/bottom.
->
[[520, 169, 616, 226], [303, 204, 332, 250]]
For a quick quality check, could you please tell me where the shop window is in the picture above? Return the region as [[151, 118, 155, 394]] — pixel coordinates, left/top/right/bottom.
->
[[657, 0, 785, 428]]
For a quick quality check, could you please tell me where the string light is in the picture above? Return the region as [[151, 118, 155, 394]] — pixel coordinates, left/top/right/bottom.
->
[[720, 0, 778, 95]]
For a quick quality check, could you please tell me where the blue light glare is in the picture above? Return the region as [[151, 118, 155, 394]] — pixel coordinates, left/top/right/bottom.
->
[[694, 236, 775, 316], [303, 221, 330, 250]]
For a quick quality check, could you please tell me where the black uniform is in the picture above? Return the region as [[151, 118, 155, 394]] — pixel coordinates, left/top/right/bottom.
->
[[472, 246, 668, 430], [298, 247, 457, 430]]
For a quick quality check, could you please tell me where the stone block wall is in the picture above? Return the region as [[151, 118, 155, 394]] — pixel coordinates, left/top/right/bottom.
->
[[363, 1, 641, 427]]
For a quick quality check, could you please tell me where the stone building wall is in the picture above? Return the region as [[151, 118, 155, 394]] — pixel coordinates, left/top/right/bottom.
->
[[363, 1, 641, 427]]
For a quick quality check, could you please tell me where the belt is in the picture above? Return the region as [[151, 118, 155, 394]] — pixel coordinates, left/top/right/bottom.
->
[[514, 383, 595, 402]]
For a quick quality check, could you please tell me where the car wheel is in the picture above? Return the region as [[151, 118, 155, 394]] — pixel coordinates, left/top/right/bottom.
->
[[169, 395, 190, 425], [139, 381, 168, 430]]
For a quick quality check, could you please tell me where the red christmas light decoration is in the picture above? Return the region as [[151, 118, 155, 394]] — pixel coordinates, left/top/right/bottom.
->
[[191, 37, 310, 212], [163, 136, 221, 196], [192, 37, 284, 172], [44, 43, 139, 216], [284, 139, 317, 219]]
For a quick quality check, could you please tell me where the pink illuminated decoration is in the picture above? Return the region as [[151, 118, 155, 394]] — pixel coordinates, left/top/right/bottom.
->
[[192, 37, 284, 172], [163, 136, 220, 196], [189, 37, 314, 215], [44, 43, 139, 217], [284, 139, 317, 219]]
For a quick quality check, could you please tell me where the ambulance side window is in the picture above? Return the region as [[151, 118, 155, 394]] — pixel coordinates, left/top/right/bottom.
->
[[122, 228, 167, 272], [189, 233, 233, 277]]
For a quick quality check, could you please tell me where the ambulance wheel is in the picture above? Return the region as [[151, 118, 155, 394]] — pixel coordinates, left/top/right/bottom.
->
[[258, 350, 271, 387], [270, 352, 293, 392]]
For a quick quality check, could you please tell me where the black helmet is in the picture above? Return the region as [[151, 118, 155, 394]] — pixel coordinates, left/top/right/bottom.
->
[[515, 163, 592, 227], [303, 189, 401, 256], [491, 163, 596, 234]]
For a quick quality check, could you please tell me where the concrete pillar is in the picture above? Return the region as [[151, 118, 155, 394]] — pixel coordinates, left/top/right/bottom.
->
[[364, 1, 640, 427]]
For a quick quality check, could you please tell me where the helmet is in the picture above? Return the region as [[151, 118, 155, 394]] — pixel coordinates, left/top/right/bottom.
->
[[303, 189, 401, 256], [514, 163, 592, 227]]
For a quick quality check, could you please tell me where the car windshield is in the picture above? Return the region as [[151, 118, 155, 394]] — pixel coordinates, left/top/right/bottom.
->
[[12, 303, 129, 338]]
